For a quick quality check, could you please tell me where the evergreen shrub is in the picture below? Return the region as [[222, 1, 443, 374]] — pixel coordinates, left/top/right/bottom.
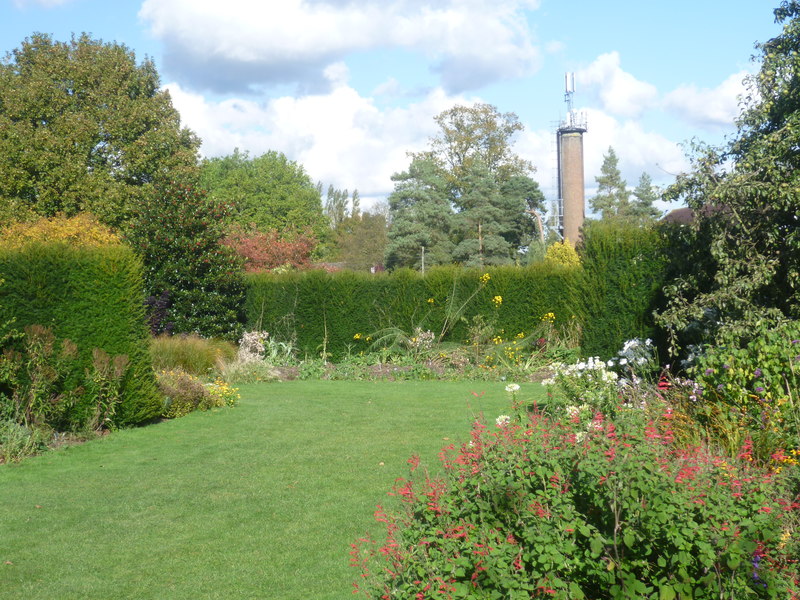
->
[[575, 220, 670, 359], [245, 264, 581, 360], [124, 180, 246, 340], [0, 242, 162, 427]]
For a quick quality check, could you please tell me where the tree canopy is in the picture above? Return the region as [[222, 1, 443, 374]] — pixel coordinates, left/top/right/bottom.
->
[[657, 1, 800, 348], [199, 149, 329, 242], [0, 33, 200, 228], [418, 103, 534, 196], [590, 147, 661, 222], [387, 104, 544, 269]]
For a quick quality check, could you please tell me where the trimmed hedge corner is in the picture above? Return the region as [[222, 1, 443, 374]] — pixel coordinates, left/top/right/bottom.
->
[[0, 242, 162, 427]]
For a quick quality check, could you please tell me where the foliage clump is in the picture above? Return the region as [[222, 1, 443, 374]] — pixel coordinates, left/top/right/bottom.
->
[[544, 240, 581, 268], [0, 213, 120, 249], [125, 180, 246, 340], [353, 388, 800, 599], [0, 33, 199, 229]]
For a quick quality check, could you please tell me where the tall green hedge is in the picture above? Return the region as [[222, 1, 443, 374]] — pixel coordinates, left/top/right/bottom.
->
[[574, 220, 670, 358], [0, 242, 162, 426], [245, 264, 581, 359]]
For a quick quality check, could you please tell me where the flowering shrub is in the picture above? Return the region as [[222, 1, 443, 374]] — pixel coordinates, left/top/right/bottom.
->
[[205, 377, 240, 408], [542, 355, 620, 415], [238, 331, 269, 364], [352, 401, 800, 599], [690, 320, 800, 462], [156, 369, 214, 418]]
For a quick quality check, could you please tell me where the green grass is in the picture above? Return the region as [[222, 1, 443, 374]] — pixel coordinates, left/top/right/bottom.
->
[[0, 380, 543, 599]]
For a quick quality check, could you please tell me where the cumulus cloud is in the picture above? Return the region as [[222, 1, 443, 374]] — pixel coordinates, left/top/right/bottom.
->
[[139, 0, 542, 94], [662, 70, 748, 131], [166, 78, 471, 206], [577, 52, 659, 119]]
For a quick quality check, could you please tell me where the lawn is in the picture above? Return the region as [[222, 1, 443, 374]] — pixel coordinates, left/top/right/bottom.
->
[[0, 380, 539, 600]]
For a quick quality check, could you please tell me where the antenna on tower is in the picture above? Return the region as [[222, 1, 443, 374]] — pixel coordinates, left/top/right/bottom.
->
[[556, 72, 587, 244]]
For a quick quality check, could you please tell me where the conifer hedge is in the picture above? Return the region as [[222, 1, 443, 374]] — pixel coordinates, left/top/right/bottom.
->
[[0, 242, 162, 426], [574, 220, 670, 358], [245, 221, 671, 362], [245, 264, 581, 360]]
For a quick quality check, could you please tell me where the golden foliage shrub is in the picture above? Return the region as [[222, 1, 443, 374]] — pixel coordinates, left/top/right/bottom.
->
[[544, 240, 581, 267], [0, 213, 120, 249]]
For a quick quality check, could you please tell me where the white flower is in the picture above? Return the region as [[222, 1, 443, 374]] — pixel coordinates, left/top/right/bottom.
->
[[541, 377, 555, 386], [505, 383, 520, 393], [496, 415, 511, 427], [607, 359, 615, 367], [619, 358, 628, 366], [566, 405, 580, 418]]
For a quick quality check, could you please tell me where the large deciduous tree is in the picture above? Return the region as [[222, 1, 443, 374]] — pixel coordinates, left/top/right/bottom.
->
[[657, 1, 800, 348], [0, 33, 200, 228], [199, 149, 329, 242]]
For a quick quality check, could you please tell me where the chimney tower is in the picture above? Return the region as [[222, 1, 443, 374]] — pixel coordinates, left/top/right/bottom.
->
[[556, 73, 587, 245]]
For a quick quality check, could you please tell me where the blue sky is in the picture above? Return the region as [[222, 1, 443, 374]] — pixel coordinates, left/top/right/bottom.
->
[[2, 0, 785, 213]]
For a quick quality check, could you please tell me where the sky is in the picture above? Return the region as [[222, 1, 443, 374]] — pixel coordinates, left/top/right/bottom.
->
[[1, 0, 786, 216]]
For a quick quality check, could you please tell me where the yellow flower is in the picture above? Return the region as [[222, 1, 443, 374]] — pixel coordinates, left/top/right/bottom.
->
[[427, 297, 435, 304], [479, 273, 491, 285], [353, 333, 362, 340], [492, 295, 503, 307]]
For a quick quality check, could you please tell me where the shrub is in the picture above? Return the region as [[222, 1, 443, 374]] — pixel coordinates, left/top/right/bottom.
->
[[125, 180, 246, 340], [353, 400, 800, 599], [544, 240, 581, 267], [205, 377, 240, 408], [0, 213, 120, 249], [222, 225, 317, 272], [689, 319, 800, 462], [0, 419, 51, 463], [149, 334, 237, 377], [155, 369, 213, 419]]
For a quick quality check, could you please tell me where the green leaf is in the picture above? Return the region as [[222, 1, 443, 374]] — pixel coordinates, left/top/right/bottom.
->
[[659, 585, 676, 600]]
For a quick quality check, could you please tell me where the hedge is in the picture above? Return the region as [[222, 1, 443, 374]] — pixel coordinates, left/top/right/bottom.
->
[[245, 264, 581, 360], [574, 220, 670, 358], [0, 242, 162, 426], [245, 221, 672, 362]]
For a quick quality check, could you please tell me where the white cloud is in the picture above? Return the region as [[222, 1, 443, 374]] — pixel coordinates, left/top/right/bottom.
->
[[577, 52, 659, 119], [166, 78, 472, 207], [662, 70, 748, 130], [515, 108, 689, 218], [140, 0, 542, 93]]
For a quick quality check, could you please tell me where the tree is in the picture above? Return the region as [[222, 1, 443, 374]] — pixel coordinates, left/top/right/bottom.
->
[[415, 103, 534, 196], [324, 184, 350, 230], [590, 147, 629, 219], [384, 157, 455, 270], [125, 181, 245, 340], [630, 172, 662, 220], [334, 211, 388, 271], [387, 104, 544, 268], [656, 1, 800, 348], [199, 149, 328, 241], [0, 33, 199, 228], [450, 162, 538, 266]]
